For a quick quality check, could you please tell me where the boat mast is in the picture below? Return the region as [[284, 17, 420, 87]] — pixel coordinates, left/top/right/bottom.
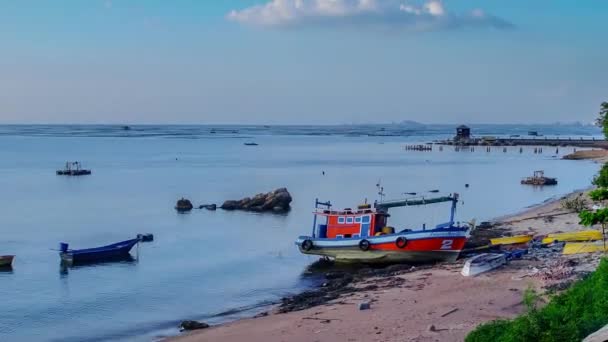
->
[[449, 193, 459, 226]]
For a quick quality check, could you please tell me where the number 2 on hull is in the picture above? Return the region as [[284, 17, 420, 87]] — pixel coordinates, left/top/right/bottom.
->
[[440, 239, 454, 250]]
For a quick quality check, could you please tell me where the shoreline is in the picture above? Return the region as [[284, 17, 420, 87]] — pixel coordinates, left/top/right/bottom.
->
[[163, 186, 601, 342], [159, 151, 607, 342]]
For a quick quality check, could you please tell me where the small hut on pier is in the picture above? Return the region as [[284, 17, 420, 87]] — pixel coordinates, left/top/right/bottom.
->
[[454, 125, 471, 143]]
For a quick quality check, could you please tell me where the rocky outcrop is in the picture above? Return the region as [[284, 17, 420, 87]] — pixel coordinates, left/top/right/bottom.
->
[[179, 320, 209, 331], [198, 204, 217, 211], [175, 198, 194, 212], [220, 188, 292, 213]]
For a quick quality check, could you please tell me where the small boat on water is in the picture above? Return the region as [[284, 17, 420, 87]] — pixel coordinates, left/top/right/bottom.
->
[[563, 241, 608, 255], [59, 238, 140, 264], [521, 170, 557, 186], [295, 194, 471, 264], [56, 161, 92, 176], [490, 235, 533, 246], [244, 142, 259, 146], [461, 253, 507, 276], [0, 255, 14, 267], [542, 230, 603, 244]]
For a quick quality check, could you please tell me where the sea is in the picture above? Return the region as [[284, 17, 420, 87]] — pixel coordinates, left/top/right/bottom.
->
[[0, 124, 602, 341]]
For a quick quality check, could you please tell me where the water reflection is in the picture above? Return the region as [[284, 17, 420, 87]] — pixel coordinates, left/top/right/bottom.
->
[[0, 266, 14, 274], [59, 255, 137, 275]]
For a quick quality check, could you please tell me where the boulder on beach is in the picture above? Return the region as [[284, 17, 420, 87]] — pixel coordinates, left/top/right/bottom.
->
[[179, 320, 209, 331], [221, 188, 292, 213], [175, 198, 194, 212]]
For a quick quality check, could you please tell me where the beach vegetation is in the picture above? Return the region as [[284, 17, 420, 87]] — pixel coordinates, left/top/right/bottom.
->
[[560, 195, 587, 213], [595, 101, 608, 139], [466, 258, 608, 342], [579, 208, 608, 228], [593, 164, 608, 188], [589, 188, 608, 202]]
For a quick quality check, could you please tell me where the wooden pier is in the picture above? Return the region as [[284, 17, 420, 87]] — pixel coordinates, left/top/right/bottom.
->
[[436, 137, 608, 149]]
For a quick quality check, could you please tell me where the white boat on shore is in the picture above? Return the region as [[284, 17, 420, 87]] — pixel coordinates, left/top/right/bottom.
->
[[461, 253, 506, 276]]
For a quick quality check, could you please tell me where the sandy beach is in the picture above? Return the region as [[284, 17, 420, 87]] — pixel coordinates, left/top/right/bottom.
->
[[167, 181, 605, 342]]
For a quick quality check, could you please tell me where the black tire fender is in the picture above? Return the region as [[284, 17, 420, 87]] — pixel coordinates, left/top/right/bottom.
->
[[359, 239, 371, 251], [396, 237, 408, 249], [302, 239, 313, 251]]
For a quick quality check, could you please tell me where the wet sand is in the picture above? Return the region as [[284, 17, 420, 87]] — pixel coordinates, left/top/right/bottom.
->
[[169, 265, 537, 342]]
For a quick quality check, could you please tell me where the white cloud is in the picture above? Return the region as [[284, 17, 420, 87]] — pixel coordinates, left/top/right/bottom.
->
[[227, 0, 513, 31]]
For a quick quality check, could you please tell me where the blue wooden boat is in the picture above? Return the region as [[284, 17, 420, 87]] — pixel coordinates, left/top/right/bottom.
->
[[59, 238, 139, 264]]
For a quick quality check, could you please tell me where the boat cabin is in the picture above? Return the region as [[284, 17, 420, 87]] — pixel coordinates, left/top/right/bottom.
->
[[312, 203, 393, 239]]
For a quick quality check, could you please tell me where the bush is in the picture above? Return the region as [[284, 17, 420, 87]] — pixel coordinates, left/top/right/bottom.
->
[[466, 258, 608, 342], [590, 188, 608, 202], [561, 195, 587, 213]]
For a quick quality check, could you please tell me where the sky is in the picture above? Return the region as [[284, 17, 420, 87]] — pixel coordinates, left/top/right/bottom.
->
[[0, 0, 607, 124]]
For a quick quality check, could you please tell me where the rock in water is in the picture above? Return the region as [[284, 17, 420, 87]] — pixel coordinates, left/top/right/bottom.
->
[[198, 204, 217, 211], [175, 198, 194, 212], [179, 320, 209, 331], [220, 188, 292, 213]]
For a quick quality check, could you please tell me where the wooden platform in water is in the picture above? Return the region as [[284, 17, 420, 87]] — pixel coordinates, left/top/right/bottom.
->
[[436, 137, 608, 148]]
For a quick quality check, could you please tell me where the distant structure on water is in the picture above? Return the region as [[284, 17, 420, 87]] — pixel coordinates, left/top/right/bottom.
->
[[454, 125, 471, 144], [438, 125, 608, 148], [521, 170, 557, 186], [56, 162, 91, 176]]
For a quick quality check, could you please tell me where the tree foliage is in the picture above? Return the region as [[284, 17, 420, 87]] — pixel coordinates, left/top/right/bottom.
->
[[579, 208, 608, 227], [593, 164, 608, 188], [590, 188, 608, 202], [596, 101, 608, 139]]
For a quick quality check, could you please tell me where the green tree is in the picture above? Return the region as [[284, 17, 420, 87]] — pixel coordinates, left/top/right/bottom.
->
[[593, 164, 608, 188], [596, 101, 608, 139], [579, 209, 608, 251]]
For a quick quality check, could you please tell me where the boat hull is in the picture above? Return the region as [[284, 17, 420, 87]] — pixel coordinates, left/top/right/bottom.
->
[[60, 239, 139, 265], [490, 235, 533, 246], [0, 255, 14, 267], [296, 229, 468, 264], [542, 230, 602, 244], [461, 253, 506, 276]]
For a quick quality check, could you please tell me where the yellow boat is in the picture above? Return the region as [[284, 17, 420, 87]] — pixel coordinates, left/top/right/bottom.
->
[[490, 235, 533, 246], [541, 230, 603, 244], [562, 241, 608, 255]]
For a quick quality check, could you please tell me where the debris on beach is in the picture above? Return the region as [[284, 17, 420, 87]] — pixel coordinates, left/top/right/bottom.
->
[[221, 188, 292, 213], [358, 301, 371, 310], [175, 198, 194, 212], [179, 320, 209, 331]]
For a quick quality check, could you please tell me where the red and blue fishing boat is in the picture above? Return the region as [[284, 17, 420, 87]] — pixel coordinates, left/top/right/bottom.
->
[[59, 238, 140, 264], [295, 194, 470, 264]]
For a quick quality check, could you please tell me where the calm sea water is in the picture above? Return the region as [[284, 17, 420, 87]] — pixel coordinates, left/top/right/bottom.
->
[[0, 124, 601, 341]]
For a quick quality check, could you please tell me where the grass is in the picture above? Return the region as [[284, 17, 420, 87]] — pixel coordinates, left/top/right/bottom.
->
[[466, 258, 608, 342]]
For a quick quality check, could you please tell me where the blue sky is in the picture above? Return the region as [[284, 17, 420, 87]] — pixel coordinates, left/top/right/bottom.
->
[[0, 0, 606, 124]]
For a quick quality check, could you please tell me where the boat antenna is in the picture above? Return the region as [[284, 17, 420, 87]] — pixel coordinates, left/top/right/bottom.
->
[[376, 180, 385, 203]]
